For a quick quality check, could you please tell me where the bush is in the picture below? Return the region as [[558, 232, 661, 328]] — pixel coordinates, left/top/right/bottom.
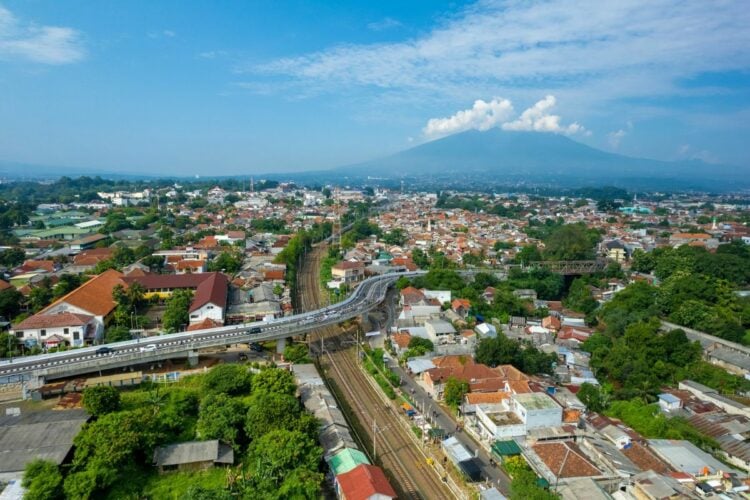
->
[[203, 364, 252, 396], [82, 386, 121, 416], [22, 459, 64, 500]]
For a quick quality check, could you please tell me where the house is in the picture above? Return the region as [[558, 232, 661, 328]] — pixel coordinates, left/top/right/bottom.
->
[[15, 269, 126, 343], [475, 323, 497, 338], [153, 440, 234, 473], [400, 286, 427, 306], [336, 463, 397, 500], [513, 289, 537, 301], [658, 393, 682, 412], [424, 318, 456, 344], [542, 315, 561, 332], [451, 298, 471, 318], [510, 392, 562, 430], [331, 261, 365, 284], [603, 240, 626, 263], [73, 248, 114, 267], [173, 259, 207, 274], [122, 272, 228, 325], [11, 312, 98, 348]]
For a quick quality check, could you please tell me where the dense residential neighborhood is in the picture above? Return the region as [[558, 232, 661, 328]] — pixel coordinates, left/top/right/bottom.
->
[[0, 178, 748, 498]]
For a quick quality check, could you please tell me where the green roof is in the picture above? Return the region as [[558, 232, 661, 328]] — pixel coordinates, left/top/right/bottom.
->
[[492, 440, 521, 456], [327, 448, 370, 476]]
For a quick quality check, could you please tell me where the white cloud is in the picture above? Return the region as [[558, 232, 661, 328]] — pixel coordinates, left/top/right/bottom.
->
[[501, 95, 583, 134], [608, 129, 626, 148], [367, 17, 402, 32], [423, 98, 514, 139], [423, 95, 585, 139], [163, 30, 176, 38], [0, 4, 85, 64], [249, 0, 750, 105]]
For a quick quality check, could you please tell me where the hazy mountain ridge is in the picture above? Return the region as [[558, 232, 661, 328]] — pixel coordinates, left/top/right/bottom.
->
[[341, 130, 747, 190]]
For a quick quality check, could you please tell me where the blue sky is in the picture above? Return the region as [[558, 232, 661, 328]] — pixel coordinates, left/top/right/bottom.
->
[[0, 0, 748, 176]]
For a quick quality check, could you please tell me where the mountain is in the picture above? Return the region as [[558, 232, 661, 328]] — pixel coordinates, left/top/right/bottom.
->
[[342, 129, 748, 191]]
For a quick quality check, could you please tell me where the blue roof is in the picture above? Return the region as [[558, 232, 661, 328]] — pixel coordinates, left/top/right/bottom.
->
[[658, 393, 680, 403]]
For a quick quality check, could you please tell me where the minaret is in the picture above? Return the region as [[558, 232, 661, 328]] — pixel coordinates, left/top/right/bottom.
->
[[712, 217, 717, 231]]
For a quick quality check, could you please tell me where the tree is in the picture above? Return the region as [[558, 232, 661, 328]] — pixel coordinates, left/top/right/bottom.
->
[[382, 228, 407, 246], [104, 325, 131, 343], [22, 459, 64, 500], [543, 223, 600, 261], [28, 285, 53, 312], [283, 343, 310, 364], [245, 429, 322, 492], [0, 247, 26, 268], [162, 289, 193, 333], [196, 393, 246, 447], [203, 364, 252, 396], [252, 367, 296, 396], [82, 386, 122, 416], [245, 392, 301, 438], [0, 332, 18, 358], [53, 274, 83, 299], [564, 278, 598, 315], [444, 377, 469, 410], [577, 383, 610, 413], [209, 251, 242, 274], [0, 289, 22, 320]]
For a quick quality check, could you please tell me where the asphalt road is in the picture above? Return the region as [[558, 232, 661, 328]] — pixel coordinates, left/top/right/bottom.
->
[[390, 362, 513, 494]]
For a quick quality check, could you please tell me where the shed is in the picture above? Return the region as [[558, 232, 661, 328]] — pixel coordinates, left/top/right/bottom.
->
[[327, 447, 370, 476], [153, 440, 234, 473]]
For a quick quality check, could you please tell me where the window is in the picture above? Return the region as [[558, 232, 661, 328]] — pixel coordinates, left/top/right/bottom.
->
[[73, 331, 80, 340], [15, 331, 23, 338], [207, 305, 213, 309], [40, 329, 46, 337], [64, 328, 69, 335]]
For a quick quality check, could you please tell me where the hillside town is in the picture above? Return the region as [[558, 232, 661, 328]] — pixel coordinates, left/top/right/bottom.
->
[[0, 178, 749, 499]]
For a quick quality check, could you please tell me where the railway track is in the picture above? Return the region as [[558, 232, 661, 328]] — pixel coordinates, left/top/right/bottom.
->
[[298, 246, 454, 500]]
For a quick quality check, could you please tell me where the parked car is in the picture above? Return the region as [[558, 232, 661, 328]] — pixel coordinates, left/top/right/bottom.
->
[[95, 346, 114, 355], [249, 327, 262, 334]]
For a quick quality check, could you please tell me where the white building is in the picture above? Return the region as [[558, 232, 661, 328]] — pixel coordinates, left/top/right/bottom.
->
[[11, 312, 98, 348], [510, 393, 562, 431], [424, 319, 457, 344]]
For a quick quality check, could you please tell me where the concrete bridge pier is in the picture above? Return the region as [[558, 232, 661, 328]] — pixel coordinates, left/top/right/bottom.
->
[[187, 350, 199, 368], [276, 337, 287, 356]]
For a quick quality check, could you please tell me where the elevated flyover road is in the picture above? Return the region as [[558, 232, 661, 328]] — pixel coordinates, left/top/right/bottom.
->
[[0, 271, 425, 385]]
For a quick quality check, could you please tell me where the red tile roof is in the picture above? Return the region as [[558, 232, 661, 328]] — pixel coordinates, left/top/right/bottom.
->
[[41, 269, 124, 317], [122, 272, 228, 314], [336, 464, 396, 500], [532, 442, 601, 478], [14, 312, 94, 330]]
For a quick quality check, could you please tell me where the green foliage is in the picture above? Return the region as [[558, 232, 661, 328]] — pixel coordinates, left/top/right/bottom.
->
[[0, 288, 23, 321], [597, 281, 659, 336], [53, 273, 83, 299], [28, 285, 53, 312], [382, 228, 407, 246], [104, 325, 131, 343], [564, 278, 599, 315], [503, 456, 557, 500], [209, 251, 243, 274], [203, 364, 252, 396], [251, 367, 297, 396], [245, 392, 301, 438], [576, 383, 610, 413], [244, 429, 322, 495], [283, 343, 310, 364], [82, 386, 122, 417], [475, 333, 557, 375], [22, 459, 64, 500], [196, 393, 246, 447], [0, 332, 18, 358], [250, 218, 289, 233], [606, 399, 718, 450], [506, 267, 564, 300], [542, 222, 601, 261], [444, 377, 469, 410], [162, 289, 193, 333], [0, 247, 25, 268]]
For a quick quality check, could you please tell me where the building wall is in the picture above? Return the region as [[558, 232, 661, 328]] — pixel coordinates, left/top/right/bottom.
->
[[13, 324, 89, 347], [189, 302, 224, 324]]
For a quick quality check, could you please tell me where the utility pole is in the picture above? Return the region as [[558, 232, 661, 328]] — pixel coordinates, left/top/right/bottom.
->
[[372, 417, 377, 461]]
